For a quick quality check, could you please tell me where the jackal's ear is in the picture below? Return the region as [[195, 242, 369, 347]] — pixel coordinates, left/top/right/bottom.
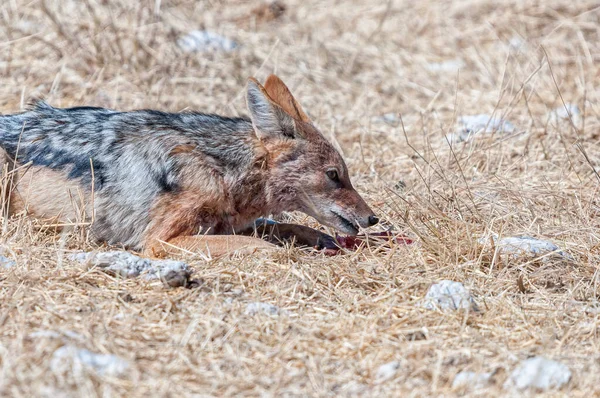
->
[[263, 75, 311, 123], [247, 78, 297, 140]]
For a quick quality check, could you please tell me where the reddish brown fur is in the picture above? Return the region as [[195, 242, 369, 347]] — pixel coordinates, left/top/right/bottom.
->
[[263, 75, 311, 123], [143, 142, 277, 256], [148, 234, 274, 258]]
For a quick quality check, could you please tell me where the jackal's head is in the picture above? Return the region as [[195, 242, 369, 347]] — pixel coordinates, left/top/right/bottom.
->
[[246, 74, 378, 235]]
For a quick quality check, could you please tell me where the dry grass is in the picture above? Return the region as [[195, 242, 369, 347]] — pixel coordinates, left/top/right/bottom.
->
[[1, 0, 600, 396]]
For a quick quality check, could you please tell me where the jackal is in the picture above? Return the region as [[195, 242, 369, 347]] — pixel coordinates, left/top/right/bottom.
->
[[0, 75, 378, 256]]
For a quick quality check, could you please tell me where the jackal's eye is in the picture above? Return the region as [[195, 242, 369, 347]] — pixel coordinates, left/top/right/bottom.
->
[[326, 169, 340, 182]]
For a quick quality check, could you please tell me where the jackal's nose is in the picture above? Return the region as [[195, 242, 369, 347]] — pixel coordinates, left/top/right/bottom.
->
[[368, 215, 379, 227]]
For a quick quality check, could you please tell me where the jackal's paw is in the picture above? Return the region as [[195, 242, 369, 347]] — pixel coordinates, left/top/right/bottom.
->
[[314, 233, 339, 251]]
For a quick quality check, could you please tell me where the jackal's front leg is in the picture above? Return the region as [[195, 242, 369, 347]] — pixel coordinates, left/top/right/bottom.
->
[[145, 235, 277, 259], [248, 220, 339, 250]]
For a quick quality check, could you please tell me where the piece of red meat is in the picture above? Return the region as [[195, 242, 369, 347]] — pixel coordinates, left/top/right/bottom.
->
[[321, 231, 414, 255]]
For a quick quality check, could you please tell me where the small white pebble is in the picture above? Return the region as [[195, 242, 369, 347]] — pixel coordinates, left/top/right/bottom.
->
[[504, 356, 571, 391], [497, 236, 568, 259], [70, 251, 188, 280], [508, 35, 527, 51], [426, 58, 465, 72], [452, 370, 493, 389], [245, 302, 283, 316], [421, 280, 477, 311], [549, 103, 580, 126], [51, 346, 130, 377], [479, 234, 569, 260], [451, 114, 515, 142], [0, 255, 16, 269], [177, 30, 237, 53], [375, 361, 401, 383], [371, 113, 400, 127]]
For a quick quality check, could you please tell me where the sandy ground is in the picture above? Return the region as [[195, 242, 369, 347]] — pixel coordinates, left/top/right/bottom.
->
[[1, 0, 600, 396]]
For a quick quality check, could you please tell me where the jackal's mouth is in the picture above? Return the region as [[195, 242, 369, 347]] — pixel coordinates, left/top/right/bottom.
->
[[331, 211, 359, 234]]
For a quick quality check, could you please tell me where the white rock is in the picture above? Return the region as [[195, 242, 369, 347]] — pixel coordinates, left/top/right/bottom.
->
[[14, 19, 36, 34], [422, 280, 477, 311], [70, 251, 188, 280], [508, 36, 527, 51], [0, 255, 15, 268], [496, 236, 568, 258], [549, 103, 580, 126], [426, 58, 465, 72], [450, 114, 515, 142], [177, 30, 237, 53], [452, 370, 493, 389], [371, 113, 400, 127], [504, 357, 571, 391], [245, 302, 283, 316], [375, 361, 401, 383], [50, 346, 130, 377]]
